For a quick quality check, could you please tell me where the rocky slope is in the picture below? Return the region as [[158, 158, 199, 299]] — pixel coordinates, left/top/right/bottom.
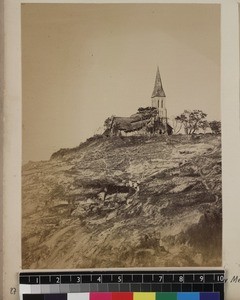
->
[[22, 134, 222, 269]]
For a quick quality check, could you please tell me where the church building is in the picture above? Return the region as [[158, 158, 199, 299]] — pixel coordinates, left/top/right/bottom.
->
[[151, 67, 173, 135], [104, 66, 173, 136]]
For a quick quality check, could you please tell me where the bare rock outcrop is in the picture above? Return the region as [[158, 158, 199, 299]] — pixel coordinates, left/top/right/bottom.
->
[[22, 134, 222, 269]]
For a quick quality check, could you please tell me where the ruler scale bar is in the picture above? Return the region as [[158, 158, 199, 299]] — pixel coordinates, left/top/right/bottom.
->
[[20, 271, 224, 284], [19, 271, 224, 300]]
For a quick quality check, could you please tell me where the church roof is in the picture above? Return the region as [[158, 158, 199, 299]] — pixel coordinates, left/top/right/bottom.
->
[[151, 66, 166, 98]]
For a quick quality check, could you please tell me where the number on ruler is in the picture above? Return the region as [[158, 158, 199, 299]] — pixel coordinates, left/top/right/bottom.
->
[[97, 276, 101, 283], [216, 275, 224, 282], [200, 276, 204, 282], [118, 276, 122, 283], [36, 277, 38, 284], [179, 276, 184, 283], [159, 276, 163, 282], [77, 276, 81, 283], [56, 277, 60, 284]]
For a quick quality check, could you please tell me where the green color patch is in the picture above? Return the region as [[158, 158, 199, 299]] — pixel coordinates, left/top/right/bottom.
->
[[156, 293, 177, 300]]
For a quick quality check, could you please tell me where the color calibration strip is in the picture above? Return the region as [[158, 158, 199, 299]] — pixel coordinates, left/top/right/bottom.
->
[[19, 271, 224, 300], [22, 292, 220, 300]]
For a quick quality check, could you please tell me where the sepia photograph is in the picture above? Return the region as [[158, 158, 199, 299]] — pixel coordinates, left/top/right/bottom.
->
[[22, 3, 221, 269]]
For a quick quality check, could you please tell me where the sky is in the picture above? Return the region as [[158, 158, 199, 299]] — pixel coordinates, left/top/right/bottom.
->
[[22, 4, 220, 163]]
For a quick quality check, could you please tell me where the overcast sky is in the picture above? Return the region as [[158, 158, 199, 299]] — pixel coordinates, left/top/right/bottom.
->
[[22, 3, 220, 163]]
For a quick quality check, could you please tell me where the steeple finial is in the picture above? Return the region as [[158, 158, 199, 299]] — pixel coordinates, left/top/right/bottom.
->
[[151, 66, 166, 98]]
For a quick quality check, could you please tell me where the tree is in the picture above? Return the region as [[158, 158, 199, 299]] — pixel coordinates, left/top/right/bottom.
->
[[175, 110, 208, 135], [137, 107, 158, 120], [199, 120, 209, 134], [209, 120, 221, 134], [104, 117, 112, 129], [104, 116, 115, 129]]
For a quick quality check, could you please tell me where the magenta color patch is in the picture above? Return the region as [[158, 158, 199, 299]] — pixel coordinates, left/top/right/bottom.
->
[[90, 292, 112, 300]]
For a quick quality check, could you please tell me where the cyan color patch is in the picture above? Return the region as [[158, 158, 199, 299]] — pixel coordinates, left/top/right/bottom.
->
[[177, 293, 200, 300]]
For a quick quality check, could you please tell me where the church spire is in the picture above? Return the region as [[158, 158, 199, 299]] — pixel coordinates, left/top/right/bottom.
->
[[151, 66, 166, 98]]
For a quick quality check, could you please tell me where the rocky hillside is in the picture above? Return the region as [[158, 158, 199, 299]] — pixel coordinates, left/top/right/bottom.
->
[[22, 134, 222, 269]]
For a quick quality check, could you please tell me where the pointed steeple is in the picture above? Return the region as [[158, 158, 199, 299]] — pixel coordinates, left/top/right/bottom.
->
[[151, 66, 166, 98]]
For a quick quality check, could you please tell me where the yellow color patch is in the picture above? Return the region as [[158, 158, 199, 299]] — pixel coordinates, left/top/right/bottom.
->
[[133, 292, 156, 300]]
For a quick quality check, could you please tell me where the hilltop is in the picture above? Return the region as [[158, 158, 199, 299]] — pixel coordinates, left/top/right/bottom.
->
[[22, 134, 222, 269]]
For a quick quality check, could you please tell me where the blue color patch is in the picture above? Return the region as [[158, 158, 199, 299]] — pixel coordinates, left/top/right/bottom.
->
[[200, 292, 220, 300], [177, 292, 200, 300]]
